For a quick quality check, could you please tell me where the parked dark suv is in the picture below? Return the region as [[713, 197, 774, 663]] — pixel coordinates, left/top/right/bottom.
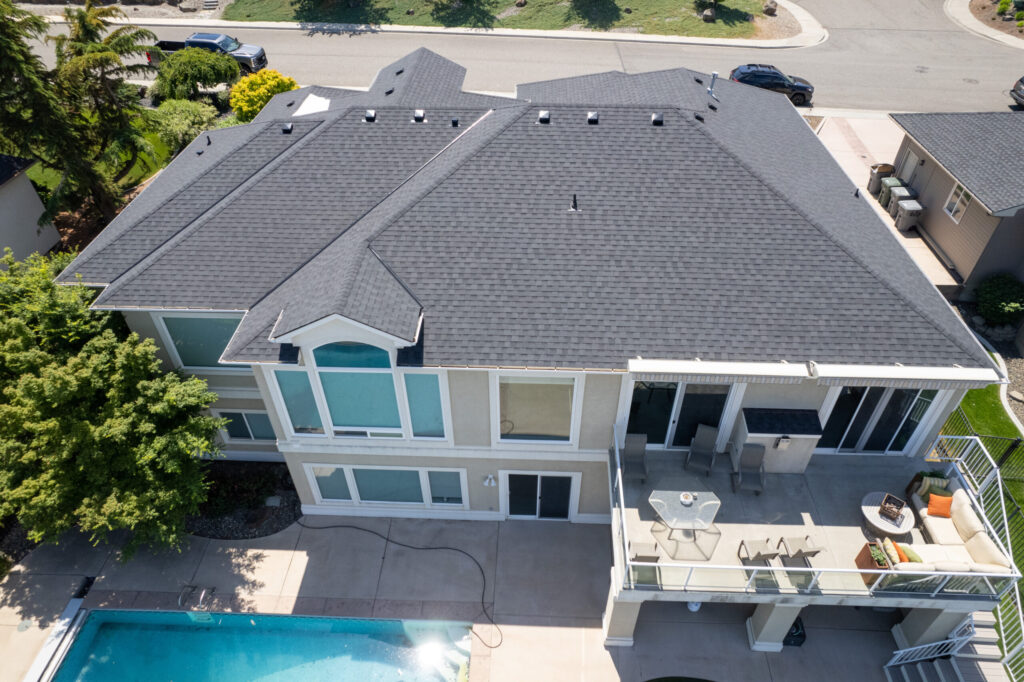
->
[[729, 64, 814, 106], [1012, 76, 1024, 107]]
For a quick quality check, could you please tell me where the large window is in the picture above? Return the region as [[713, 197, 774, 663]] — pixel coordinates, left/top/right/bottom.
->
[[308, 464, 465, 508], [275, 370, 324, 434], [626, 381, 730, 448], [498, 376, 574, 442], [819, 386, 940, 454], [160, 316, 242, 368], [314, 343, 401, 436], [404, 373, 445, 438], [218, 411, 275, 441], [944, 184, 972, 223]]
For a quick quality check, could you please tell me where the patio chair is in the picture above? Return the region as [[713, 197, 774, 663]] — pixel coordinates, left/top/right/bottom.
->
[[738, 538, 779, 563], [731, 443, 766, 495], [620, 434, 649, 484], [777, 536, 822, 563], [629, 540, 660, 563], [684, 424, 719, 477]]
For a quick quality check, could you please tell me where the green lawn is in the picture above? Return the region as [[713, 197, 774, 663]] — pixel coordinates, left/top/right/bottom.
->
[[223, 0, 764, 38], [27, 130, 171, 196], [960, 384, 1023, 440]]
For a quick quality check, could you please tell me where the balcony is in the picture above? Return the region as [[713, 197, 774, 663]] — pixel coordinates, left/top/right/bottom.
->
[[609, 430, 1019, 604]]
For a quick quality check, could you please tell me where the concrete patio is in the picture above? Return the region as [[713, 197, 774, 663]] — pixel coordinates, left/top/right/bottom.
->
[[2, 514, 916, 681]]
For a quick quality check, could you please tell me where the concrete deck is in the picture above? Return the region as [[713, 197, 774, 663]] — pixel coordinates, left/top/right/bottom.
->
[[621, 454, 934, 593], [1, 515, 911, 681]]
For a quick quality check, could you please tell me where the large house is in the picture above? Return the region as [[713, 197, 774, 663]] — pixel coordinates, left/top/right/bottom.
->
[[58, 50, 1017, 660]]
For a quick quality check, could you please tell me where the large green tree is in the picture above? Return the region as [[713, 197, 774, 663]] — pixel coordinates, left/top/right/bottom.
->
[[153, 47, 240, 101], [0, 252, 222, 555]]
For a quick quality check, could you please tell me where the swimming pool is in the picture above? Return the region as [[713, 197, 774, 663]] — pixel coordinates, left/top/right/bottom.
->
[[52, 610, 472, 682]]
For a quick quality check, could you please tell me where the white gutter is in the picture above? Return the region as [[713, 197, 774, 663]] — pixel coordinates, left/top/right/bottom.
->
[[814, 363, 1002, 384], [628, 358, 810, 379]]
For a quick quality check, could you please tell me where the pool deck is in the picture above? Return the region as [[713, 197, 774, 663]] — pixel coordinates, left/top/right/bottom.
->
[[2, 516, 904, 681]]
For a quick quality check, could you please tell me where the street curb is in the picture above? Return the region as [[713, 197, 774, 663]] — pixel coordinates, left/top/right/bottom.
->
[[45, 0, 827, 49], [943, 0, 1024, 50]]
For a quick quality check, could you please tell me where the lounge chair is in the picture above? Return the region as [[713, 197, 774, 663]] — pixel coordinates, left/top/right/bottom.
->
[[731, 443, 766, 495], [778, 536, 822, 562], [620, 434, 649, 484], [684, 424, 719, 477], [738, 538, 779, 563], [629, 540, 660, 563]]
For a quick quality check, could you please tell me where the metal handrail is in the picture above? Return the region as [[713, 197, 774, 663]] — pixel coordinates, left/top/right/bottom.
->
[[611, 423, 634, 589], [885, 616, 974, 667]]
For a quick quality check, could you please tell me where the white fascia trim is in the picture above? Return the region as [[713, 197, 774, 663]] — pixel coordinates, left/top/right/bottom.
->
[[92, 305, 249, 313], [301, 503, 503, 521], [628, 358, 809, 379], [271, 312, 416, 349], [278, 440, 611, 462], [813, 364, 1002, 384]]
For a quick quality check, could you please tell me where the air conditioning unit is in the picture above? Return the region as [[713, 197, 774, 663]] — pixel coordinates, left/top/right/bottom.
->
[[894, 200, 924, 232], [888, 186, 917, 216], [878, 177, 903, 208]]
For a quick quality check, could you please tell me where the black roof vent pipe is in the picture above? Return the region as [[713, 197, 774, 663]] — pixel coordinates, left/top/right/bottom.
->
[[651, 113, 664, 126], [282, 123, 293, 134]]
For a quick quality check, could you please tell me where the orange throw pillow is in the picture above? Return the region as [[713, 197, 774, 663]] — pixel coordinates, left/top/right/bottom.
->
[[895, 543, 909, 563], [928, 494, 953, 518]]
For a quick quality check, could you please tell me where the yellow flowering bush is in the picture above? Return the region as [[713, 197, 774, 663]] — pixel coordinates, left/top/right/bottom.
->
[[229, 69, 298, 122]]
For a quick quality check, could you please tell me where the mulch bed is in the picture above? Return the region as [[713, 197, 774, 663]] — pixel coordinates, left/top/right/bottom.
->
[[0, 518, 38, 575], [970, 0, 1024, 40], [185, 462, 302, 540]]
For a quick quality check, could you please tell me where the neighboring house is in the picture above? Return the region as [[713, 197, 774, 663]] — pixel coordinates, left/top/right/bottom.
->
[[890, 112, 1024, 295], [58, 50, 1015, 657], [0, 155, 60, 260]]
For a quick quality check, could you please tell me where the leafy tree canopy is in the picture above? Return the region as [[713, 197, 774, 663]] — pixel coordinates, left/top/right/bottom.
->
[[152, 99, 218, 153], [154, 47, 240, 101], [229, 69, 298, 123]]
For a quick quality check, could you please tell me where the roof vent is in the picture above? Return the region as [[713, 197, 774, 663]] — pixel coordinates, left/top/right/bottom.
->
[[282, 122, 293, 134], [569, 193, 579, 212], [708, 103, 718, 111], [413, 109, 426, 123], [365, 109, 376, 122], [206, 135, 211, 146], [537, 110, 550, 124], [395, 68, 404, 75], [707, 71, 720, 102], [385, 87, 395, 96], [694, 76, 704, 85], [587, 111, 599, 125], [651, 113, 664, 126], [451, 117, 459, 128], [694, 113, 705, 123], [286, 100, 295, 107]]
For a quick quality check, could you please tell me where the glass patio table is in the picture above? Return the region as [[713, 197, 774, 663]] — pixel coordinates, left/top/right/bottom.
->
[[649, 475, 722, 542]]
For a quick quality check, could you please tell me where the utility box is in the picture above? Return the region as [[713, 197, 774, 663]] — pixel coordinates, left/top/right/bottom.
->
[[868, 163, 895, 195], [888, 186, 917, 216], [878, 176, 903, 208], [894, 200, 924, 232]]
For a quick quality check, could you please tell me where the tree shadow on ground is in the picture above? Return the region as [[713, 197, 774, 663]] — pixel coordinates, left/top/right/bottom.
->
[[430, 0, 497, 28], [568, 0, 621, 29], [292, 0, 391, 25], [712, 3, 754, 27]]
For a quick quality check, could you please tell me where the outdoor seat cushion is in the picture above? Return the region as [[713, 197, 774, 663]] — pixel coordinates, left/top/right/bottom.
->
[[913, 543, 965, 564], [952, 503, 986, 543], [922, 515, 964, 545], [971, 563, 1013, 574], [894, 561, 936, 572], [965, 532, 1011, 568], [933, 561, 972, 573]]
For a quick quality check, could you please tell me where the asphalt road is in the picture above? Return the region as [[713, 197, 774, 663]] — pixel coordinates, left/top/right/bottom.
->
[[31, 0, 1024, 112]]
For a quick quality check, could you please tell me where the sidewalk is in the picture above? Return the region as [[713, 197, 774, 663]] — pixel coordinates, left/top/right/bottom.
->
[[44, 0, 827, 49], [944, 0, 1024, 51], [813, 111, 959, 293]]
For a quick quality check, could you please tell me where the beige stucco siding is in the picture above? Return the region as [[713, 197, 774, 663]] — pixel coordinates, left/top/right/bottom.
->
[[284, 450, 610, 517], [579, 374, 623, 450], [448, 370, 491, 446]]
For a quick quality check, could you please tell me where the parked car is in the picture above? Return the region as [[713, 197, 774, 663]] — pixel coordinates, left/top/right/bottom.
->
[[146, 33, 268, 74], [1012, 76, 1024, 107], [729, 64, 814, 106]]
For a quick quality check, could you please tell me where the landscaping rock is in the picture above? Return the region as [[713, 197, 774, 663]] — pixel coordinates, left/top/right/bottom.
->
[[1011, 390, 1024, 403], [702, 7, 715, 21], [406, 8, 414, 13], [265, 495, 282, 507], [515, 0, 527, 6], [624, 6, 632, 12], [763, 0, 777, 15]]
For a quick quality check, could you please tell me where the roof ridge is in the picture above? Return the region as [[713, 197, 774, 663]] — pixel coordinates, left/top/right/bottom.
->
[[92, 118, 330, 305], [689, 107, 990, 368]]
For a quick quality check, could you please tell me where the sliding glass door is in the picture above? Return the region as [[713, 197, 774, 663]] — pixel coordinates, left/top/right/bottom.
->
[[626, 381, 730, 448], [819, 386, 939, 454]]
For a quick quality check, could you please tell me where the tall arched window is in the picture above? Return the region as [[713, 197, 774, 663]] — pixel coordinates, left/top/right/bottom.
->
[[314, 342, 402, 435]]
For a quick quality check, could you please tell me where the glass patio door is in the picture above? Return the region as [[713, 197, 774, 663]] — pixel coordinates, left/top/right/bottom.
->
[[626, 381, 730, 448], [819, 386, 939, 454]]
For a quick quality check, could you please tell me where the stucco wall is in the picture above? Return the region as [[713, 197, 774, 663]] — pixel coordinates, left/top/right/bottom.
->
[[121, 311, 174, 367], [448, 370, 491, 447], [0, 173, 59, 260], [741, 380, 830, 411], [283, 449, 610, 517], [579, 373, 624, 450]]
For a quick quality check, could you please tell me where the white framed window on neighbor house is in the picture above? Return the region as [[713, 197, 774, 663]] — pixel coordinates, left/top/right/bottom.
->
[[213, 410, 276, 443], [304, 463, 468, 509], [490, 372, 583, 446], [152, 312, 247, 372], [944, 184, 972, 224]]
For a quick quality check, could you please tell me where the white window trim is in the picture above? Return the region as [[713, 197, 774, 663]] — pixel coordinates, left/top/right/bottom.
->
[[151, 311, 250, 374], [311, 345, 403, 436], [489, 371, 585, 448], [397, 367, 453, 442], [814, 386, 948, 456], [620, 379, 736, 451], [303, 462, 469, 511], [497, 470, 582, 521], [212, 409, 277, 443], [269, 365, 328, 439], [943, 184, 972, 224]]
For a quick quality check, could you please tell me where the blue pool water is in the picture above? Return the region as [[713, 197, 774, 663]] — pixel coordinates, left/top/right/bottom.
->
[[53, 610, 472, 682]]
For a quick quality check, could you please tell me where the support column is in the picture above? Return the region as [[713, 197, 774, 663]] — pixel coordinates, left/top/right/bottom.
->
[[746, 603, 803, 652], [892, 607, 972, 649], [602, 589, 642, 647]]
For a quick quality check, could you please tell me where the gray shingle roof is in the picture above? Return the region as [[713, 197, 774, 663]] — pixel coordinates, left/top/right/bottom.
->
[[891, 112, 1024, 214], [60, 50, 994, 373]]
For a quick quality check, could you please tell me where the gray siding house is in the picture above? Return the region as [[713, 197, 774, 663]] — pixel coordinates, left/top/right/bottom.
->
[[890, 112, 1024, 295], [0, 155, 60, 260], [58, 51, 1014, 655]]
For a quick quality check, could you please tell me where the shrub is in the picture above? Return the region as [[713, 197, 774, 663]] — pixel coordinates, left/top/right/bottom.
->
[[977, 274, 1024, 326], [214, 113, 241, 129], [154, 47, 240, 100], [1016, 10, 1024, 19], [229, 69, 298, 123], [151, 99, 218, 153], [998, 0, 1012, 13]]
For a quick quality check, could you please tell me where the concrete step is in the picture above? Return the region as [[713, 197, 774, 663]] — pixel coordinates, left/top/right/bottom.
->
[[972, 611, 997, 628], [971, 624, 1000, 645], [957, 641, 1003, 660], [953, 655, 1011, 682], [933, 657, 966, 682], [202, 0, 219, 8]]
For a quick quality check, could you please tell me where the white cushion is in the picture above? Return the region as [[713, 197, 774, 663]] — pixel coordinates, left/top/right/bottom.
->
[[934, 561, 972, 573], [912, 544, 949, 563], [952, 504, 986, 542], [895, 561, 935, 572], [941, 544, 974, 564], [923, 515, 963, 545], [971, 563, 1013, 574], [951, 488, 972, 514], [965, 532, 1011, 568]]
